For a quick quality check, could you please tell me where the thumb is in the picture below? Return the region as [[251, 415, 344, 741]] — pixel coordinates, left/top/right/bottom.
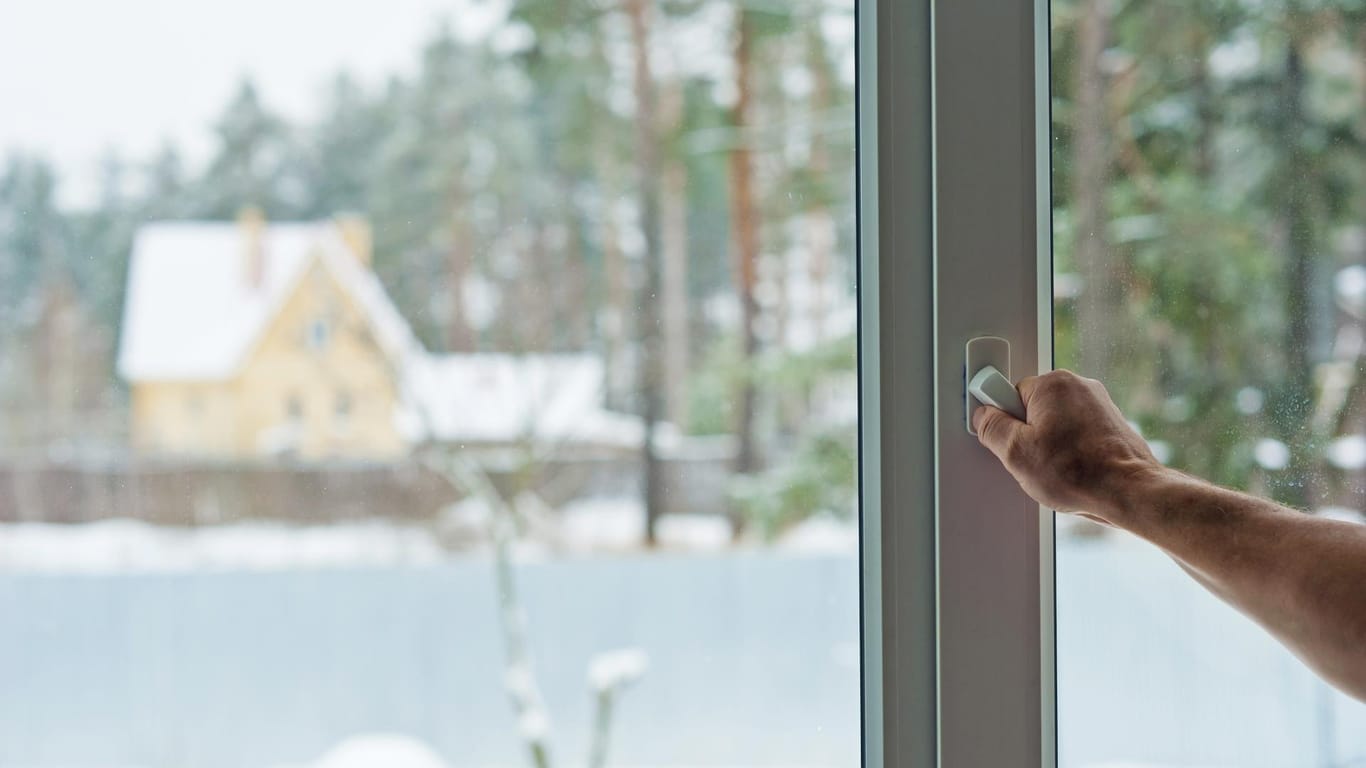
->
[[973, 405, 1024, 462]]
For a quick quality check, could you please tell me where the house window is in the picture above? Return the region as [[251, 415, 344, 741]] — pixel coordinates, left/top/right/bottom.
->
[[334, 391, 351, 428], [305, 318, 330, 351], [286, 395, 303, 422]]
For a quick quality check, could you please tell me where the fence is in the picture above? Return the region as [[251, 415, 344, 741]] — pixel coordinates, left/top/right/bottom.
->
[[0, 448, 734, 526]]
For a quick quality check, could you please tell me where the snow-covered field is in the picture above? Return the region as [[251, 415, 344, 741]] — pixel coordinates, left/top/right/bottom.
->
[[0, 521, 1362, 767], [0, 519, 449, 573], [0, 508, 857, 572]]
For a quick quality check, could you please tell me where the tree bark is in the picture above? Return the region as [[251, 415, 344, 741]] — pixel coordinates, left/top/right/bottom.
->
[[445, 206, 475, 353], [625, 0, 665, 545], [661, 121, 691, 428], [728, 5, 762, 502], [1276, 38, 1320, 510], [597, 150, 631, 410], [658, 80, 688, 426], [805, 22, 835, 345], [1192, 31, 1216, 180]]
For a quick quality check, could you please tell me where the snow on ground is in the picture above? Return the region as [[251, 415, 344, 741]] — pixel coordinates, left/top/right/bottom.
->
[[587, 647, 649, 692], [776, 514, 859, 554], [282, 734, 451, 768], [559, 497, 645, 552], [656, 513, 733, 550], [558, 499, 739, 553], [0, 498, 866, 573], [1083, 764, 1225, 768], [535, 499, 861, 555], [0, 518, 446, 573]]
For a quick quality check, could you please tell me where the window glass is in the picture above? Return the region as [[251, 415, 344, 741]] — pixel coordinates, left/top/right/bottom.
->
[[1052, 1, 1366, 764], [0, 2, 858, 766]]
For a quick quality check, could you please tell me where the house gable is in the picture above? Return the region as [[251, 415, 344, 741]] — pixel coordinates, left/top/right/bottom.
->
[[122, 218, 421, 460], [235, 253, 406, 459]]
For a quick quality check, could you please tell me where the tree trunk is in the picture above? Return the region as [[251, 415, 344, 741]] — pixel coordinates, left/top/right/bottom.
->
[[541, 166, 592, 352], [661, 123, 691, 428], [1192, 31, 1216, 180], [597, 149, 631, 410], [561, 175, 592, 350], [1072, 0, 1118, 381], [728, 5, 762, 504], [625, 0, 666, 545], [445, 207, 475, 353], [1276, 39, 1319, 510], [806, 23, 835, 346]]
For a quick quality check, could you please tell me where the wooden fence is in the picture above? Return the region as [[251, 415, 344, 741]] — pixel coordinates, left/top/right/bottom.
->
[[0, 449, 732, 526]]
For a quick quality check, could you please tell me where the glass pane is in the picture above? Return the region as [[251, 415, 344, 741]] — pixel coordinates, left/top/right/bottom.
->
[[0, 2, 858, 766], [1052, 1, 1366, 764]]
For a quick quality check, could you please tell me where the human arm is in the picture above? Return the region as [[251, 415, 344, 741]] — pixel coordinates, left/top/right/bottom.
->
[[972, 370, 1366, 701]]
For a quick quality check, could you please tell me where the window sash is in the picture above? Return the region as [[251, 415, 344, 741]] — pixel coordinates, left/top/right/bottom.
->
[[859, 1, 1055, 765]]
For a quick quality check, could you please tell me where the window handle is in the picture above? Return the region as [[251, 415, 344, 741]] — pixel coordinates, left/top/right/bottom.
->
[[968, 366, 1027, 424], [965, 336, 1025, 434]]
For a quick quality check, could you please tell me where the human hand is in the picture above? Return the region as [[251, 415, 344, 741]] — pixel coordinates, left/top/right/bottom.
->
[[971, 369, 1162, 523]]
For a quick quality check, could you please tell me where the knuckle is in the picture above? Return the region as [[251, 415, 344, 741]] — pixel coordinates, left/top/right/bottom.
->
[[1041, 370, 1072, 389]]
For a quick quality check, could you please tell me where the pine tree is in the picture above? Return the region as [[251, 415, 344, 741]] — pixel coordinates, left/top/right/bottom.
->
[[197, 79, 302, 218]]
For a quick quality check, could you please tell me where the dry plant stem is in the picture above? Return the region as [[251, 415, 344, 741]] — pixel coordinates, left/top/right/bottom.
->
[[431, 454, 552, 768], [587, 688, 615, 768]]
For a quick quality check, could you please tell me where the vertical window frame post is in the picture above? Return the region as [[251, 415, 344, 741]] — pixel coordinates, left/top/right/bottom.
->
[[859, 1, 1055, 765]]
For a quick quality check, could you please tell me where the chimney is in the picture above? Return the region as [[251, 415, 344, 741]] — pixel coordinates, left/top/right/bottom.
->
[[334, 214, 372, 268], [238, 206, 266, 291]]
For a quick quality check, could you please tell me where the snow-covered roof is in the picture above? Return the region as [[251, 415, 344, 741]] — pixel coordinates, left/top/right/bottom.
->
[[118, 219, 648, 450], [400, 353, 643, 448], [118, 220, 421, 381]]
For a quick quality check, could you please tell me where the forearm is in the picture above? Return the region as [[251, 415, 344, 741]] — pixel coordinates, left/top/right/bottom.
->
[[1104, 467, 1366, 700], [972, 371, 1366, 698]]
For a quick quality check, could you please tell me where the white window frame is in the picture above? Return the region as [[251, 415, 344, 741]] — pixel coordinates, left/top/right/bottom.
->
[[858, 1, 1055, 765]]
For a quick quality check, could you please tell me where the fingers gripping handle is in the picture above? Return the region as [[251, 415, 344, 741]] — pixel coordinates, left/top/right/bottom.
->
[[968, 366, 1026, 423]]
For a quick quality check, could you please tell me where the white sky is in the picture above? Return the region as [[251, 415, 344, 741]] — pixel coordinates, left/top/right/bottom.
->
[[0, 0, 504, 207]]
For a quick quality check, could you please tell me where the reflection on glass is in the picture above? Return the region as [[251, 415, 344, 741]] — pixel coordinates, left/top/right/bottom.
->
[[0, 1, 858, 766], [1053, 1, 1366, 765]]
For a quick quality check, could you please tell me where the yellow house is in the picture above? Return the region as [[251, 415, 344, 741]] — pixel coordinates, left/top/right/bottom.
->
[[118, 210, 419, 461]]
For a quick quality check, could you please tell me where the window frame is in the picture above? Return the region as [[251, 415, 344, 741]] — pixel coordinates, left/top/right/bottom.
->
[[858, 1, 1055, 765]]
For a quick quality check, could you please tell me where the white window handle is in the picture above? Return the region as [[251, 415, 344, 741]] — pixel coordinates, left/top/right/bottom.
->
[[965, 336, 1026, 434], [968, 365, 1026, 423]]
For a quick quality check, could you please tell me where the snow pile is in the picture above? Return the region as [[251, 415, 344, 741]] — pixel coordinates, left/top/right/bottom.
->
[[559, 498, 645, 552], [655, 514, 732, 551], [517, 707, 551, 743], [559, 500, 735, 553], [588, 648, 649, 693], [293, 734, 450, 768], [504, 661, 552, 743], [0, 519, 445, 573], [504, 661, 541, 702], [776, 515, 858, 554]]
